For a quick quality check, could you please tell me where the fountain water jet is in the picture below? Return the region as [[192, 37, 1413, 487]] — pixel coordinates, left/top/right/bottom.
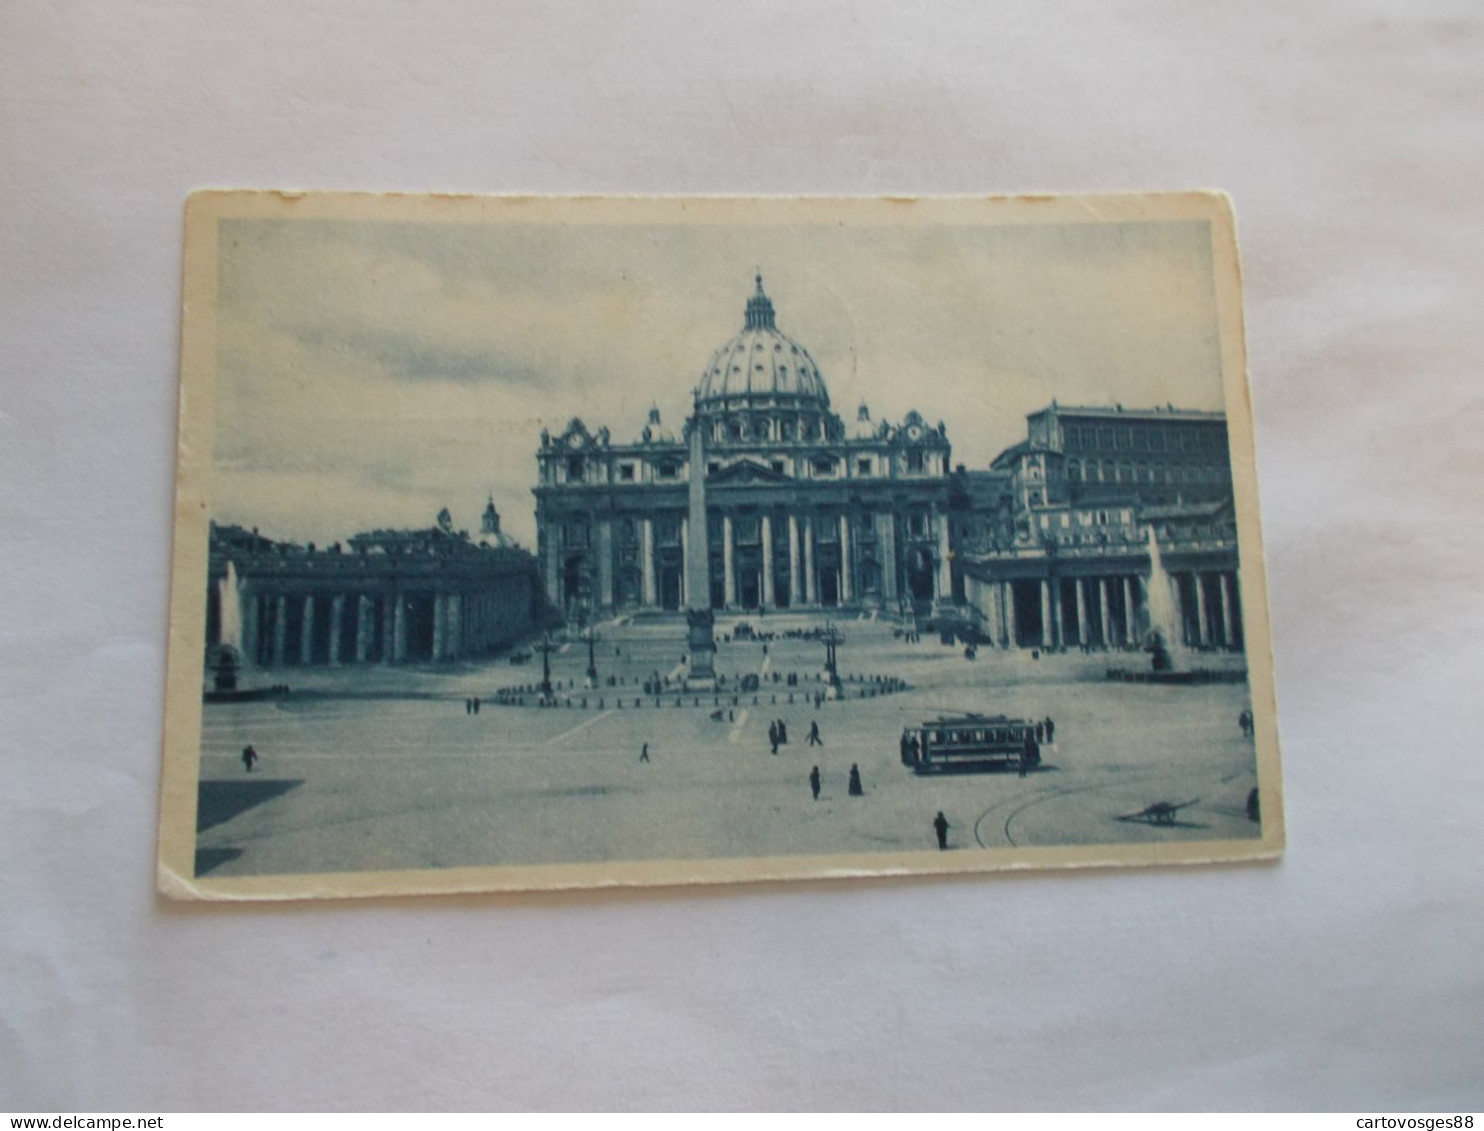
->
[[1143, 526, 1186, 672], [219, 560, 242, 653]]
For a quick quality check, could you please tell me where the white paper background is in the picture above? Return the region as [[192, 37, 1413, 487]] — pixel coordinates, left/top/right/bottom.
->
[[2, 0, 1481, 1112]]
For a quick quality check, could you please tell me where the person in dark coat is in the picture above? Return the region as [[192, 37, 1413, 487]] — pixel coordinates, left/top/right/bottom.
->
[[1020, 733, 1039, 777], [768, 721, 779, 755], [778, 720, 788, 744], [1043, 716, 1055, 743], [933, 811, 950, 850], [809, 765, 821, 800], [473, 697, 480, 715], [808, 721, 822, 746], [241, 744, 258, 773], [640, 743, 650, 764], [848, 764, 863, 796]]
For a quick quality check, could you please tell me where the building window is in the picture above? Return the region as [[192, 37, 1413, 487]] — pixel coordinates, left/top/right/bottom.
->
[[1067, 459, 1081, 481], [737, 517, 761, 544], [907, 451, 925, 473], [656, 462, 679, 480], [781, 420, 795, 441], [567, 456, 585, 481], [619, 463, 635, 482], [566, 521, 588, 548], [659, 519, 681, 546], [907, 513, 927, 538], [857, 458, 872, 476], [708, 462, 720, 475], [771, 459, 786, 475], [1149, 431, 1165, 452], [812, 456, 836, 477]]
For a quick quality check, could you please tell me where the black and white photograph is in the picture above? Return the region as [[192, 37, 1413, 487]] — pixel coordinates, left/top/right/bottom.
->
[[159, 191, 1280, 899]]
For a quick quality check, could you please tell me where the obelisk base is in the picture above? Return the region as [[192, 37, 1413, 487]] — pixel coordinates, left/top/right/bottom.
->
[[684, 607, 718, 691]]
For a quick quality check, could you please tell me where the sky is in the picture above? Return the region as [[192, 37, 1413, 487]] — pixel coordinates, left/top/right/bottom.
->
[[210, 212, 1224, 548]]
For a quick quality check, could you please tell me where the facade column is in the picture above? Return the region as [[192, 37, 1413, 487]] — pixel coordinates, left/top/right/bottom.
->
[[1039, 580, 1052, 648], [1004, 582, 1018, 647], [761, 514, 775, 608], [877, 512, 898, 603], [432, 593, 446, 661], [1123, 576, 1137, 644], [272, 594, 287, 666], [1220, 571, 1237, 650], [1194, 572, 1210, 646], [839, 513, 853, 603], [803, 516, 816, 605], [355, 595, 371, 662], [788, 514, 802, 607], [1099, 578, 1112, 648], [641, 518, 656, 607], [983, 576, 1003, 644], [723, 514, 737, 607], [598, 520, 614, 610], [543, 539, 561, 609], [933, 504, 953, 602], [1076, 579, 1090, 647], [299, 595, 315, 665], [328, 594, 345, 665]]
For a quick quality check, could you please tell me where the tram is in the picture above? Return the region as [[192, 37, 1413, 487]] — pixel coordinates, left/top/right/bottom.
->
[[900, 713, 1040, 774]]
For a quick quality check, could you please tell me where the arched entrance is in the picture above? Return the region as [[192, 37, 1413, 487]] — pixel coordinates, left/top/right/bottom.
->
[[907, 547, 936, 604]]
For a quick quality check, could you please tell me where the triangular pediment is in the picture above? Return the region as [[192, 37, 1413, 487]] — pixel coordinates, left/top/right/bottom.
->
[[709, 459, 789, 484]]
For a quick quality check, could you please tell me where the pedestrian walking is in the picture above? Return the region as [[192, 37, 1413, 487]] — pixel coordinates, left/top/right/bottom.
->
[[1043, 716, 1055, 743], [808, 721, 823, 746], [473, 697, 481, 715], [809, 765, 821, 800], [933, 811, 950, 850], [848, 764, 863, 796], [241, 744, 258, 773], [769, 721, 779, 755], [778, 720, 788, 744], [1035, 720, 1045, 742], [464, 697, 472, 715], [640, 743, 650, 764]]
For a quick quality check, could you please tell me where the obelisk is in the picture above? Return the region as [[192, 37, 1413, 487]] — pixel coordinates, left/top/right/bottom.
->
[[684, 412, 717, 689]]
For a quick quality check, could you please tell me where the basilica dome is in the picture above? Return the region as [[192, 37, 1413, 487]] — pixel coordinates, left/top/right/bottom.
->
[[695, 276, 830, 411]]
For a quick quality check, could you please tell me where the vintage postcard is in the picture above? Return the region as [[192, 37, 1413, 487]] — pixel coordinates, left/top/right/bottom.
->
[[158, 192, 1283, 901]]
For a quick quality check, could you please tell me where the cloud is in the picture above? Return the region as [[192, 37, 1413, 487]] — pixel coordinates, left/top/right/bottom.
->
[[210, 213, 1226, 546]]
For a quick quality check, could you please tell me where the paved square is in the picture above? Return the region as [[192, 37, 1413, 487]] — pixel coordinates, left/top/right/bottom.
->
[[194, 616, 1259, 877]]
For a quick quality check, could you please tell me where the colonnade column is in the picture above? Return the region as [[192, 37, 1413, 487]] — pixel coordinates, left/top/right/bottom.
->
[[543, 540, 560, 609], [1220, 571, 1237, 650], [381, 595, 396, 665], [839, 514, 853, 604], [299, 596, 315, 664], [1099, 579, 1112, 648], [1123, 576, 1137, 644], [1003, 582, 1017, 647], [355, 595, 372, 662], [272, 595, 287, 666], [1194, 573, 1210, 646], [1169, 576, 1184, 647], [641, 518, 656, 607], [1076, 579, 1090, 647], [392, 596, 408, 662], [446, 593, 462, 660], [432, 594, 446, 661], [761, 515, 775, 608], [803, 517, 816, 605], [788, 514, 802, 607], [328, 594, 345, 665], [723, 514, 736, 607], [241, 594, 259, 666]]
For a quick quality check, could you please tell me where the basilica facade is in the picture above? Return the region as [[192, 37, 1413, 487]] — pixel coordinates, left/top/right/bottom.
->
[[533, 277, 960, 618], [533, 274, 1246, 654]]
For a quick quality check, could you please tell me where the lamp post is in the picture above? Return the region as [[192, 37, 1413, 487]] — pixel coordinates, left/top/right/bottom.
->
[[821, 620, 843, 696], [536, 632, 556, 701], [583, 614, 600, 686]]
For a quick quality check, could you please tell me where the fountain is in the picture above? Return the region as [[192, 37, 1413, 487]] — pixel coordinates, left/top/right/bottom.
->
[[205, 560, 285, 701], [1104, 526, 1245, 686], [1143, 525, 1185, 672]]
